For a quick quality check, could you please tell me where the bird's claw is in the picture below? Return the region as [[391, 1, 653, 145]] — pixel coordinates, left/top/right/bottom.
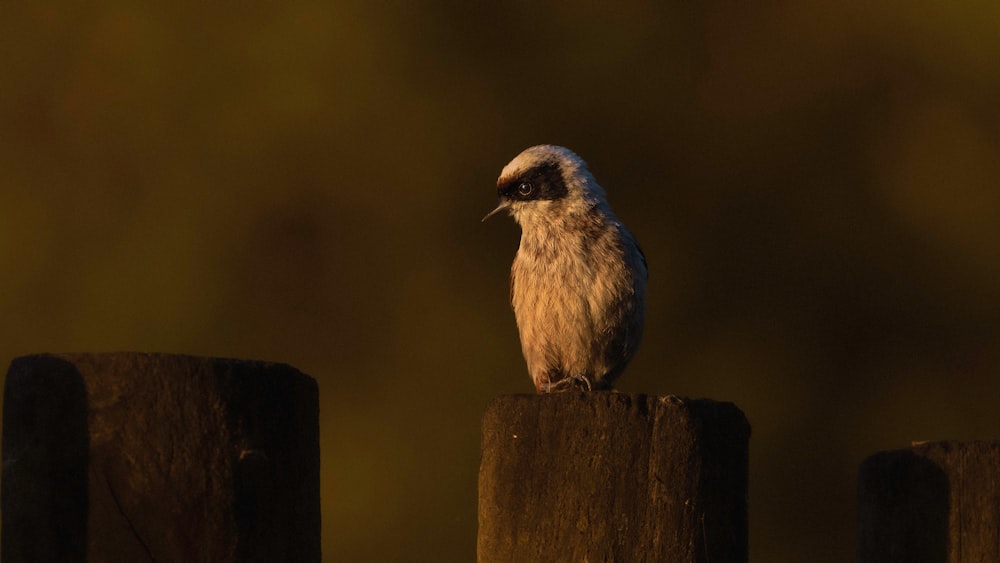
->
[[539, 373, 594, 392]]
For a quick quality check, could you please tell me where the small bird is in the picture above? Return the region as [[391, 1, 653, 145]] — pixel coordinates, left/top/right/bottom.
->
[[483, 145, 647, 392]]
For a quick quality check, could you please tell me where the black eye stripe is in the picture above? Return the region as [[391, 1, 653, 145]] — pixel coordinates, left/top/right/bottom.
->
[[498, 162, 568, 202]]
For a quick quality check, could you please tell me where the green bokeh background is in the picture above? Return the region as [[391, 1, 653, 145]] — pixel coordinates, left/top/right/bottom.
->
[[3, 2, 999, 561]]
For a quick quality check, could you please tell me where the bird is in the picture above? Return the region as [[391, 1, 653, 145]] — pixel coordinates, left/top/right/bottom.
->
[[483, 145, 647, 392]]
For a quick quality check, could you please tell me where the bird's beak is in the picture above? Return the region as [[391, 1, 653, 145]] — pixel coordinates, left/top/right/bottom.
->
[[481, 199, 510, 222]]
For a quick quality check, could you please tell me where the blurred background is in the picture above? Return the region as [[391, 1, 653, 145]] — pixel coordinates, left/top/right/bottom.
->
[[2, 1, 999, 561]]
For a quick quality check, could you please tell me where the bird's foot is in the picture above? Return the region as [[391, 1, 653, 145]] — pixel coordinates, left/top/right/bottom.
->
[[538, 373, 594, 392], [569, 373, 593, 391]]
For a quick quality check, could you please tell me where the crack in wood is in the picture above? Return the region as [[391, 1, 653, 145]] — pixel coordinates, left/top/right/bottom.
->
[[105, 474, 159, 563]]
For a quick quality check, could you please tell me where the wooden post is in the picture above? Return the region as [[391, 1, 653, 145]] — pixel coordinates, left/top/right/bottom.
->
[[478, 393, 750, 563], [2, 353, 321, 563], [858, 441, 1000, 563]]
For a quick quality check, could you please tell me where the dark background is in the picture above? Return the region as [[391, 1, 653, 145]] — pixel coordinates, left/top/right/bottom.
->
[[2, 2, 999, 561]]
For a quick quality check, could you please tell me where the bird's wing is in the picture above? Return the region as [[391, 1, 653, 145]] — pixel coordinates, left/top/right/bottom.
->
[[636, 241, 648, 279], [509, 265, 517, 309], [624, 226, 648, 280]]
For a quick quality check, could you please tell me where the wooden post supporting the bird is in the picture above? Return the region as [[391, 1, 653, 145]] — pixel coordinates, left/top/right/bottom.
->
[[1, 353, 321, 563], [478, 393, 750, 563], [858, 440, 1000, 563]]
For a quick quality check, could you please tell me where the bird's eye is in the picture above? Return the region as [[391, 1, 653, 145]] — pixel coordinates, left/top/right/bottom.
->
[[517, 182, 533, 196]]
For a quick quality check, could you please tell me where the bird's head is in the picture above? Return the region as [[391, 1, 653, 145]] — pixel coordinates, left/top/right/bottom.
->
[[482, 145, 608, 228]]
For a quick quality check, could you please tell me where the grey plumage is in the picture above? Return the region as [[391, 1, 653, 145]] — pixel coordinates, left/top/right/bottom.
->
[[484, 145, 647, 392]]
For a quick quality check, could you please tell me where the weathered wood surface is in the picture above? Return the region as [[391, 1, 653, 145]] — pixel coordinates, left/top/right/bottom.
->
[[478, 393, 750, 563], [858, 441, 1000, 563], [2, 353, 320, 563]]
